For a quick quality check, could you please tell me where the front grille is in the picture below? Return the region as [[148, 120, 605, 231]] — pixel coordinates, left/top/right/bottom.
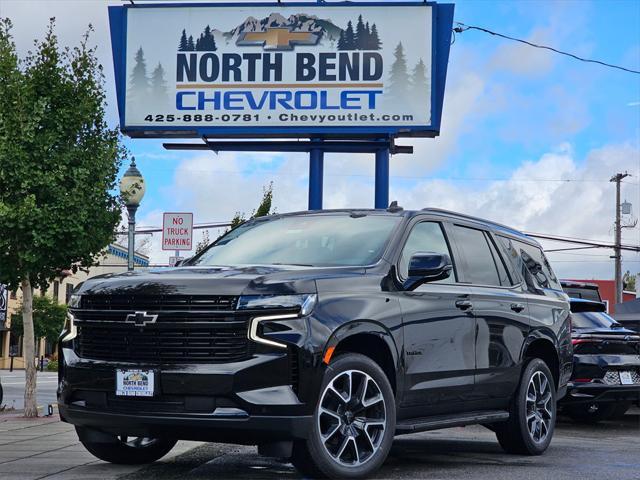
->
[[75, 322, 252, 363], [80, 294, 238, 312], [603, 370, 640, 385], [73, 294, 251, 364]]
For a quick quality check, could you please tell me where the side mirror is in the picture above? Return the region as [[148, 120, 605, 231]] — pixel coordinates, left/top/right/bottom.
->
[[404, 252, 452, 291]]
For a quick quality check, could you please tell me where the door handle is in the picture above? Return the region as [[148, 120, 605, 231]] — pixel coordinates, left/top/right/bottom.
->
[[455, 300, 473, 311], [510, 303, 525, 313]]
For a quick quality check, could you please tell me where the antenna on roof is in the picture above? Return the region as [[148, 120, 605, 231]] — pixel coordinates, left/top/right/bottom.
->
[[387, 201, 403, 213]]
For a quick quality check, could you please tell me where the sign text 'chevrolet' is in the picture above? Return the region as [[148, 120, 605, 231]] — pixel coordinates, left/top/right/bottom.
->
[[108, 2, 454, 138]]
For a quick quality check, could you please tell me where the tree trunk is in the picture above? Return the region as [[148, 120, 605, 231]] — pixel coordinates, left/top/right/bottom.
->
[[22, 277, 38, 417]]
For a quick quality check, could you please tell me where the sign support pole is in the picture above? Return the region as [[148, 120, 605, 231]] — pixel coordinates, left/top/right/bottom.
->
[[308, 138, 324, 210], [375, 145, 390, 209]]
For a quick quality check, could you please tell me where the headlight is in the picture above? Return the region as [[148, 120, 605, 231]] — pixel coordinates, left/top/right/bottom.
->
[[61, 312, 77, 342], [68, 294, 82, 309], [237, 294, 317, 316], [242, 294, 317, 349]]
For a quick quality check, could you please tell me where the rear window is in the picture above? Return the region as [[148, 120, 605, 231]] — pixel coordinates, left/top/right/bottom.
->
[[572, 311, 619, 330], [497, 236, 562, 291], [563, 287, 602, 302]]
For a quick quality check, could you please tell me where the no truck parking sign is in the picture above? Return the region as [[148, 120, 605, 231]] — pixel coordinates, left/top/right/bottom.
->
[[162, 212, 193, 251]]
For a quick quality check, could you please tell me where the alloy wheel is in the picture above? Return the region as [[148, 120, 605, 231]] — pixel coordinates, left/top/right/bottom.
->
[[118, 436, 159, 449], [526, 371, 553, 443], [317, 369, 387, 467]]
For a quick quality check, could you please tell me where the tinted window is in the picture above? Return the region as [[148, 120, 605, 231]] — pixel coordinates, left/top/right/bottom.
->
[[563, 287, 602, 302], [572, 311, 619, 329], [453, 226, 501, 286], [400, 222, 454, 282], [513, 240, 562, 290], [194, 214, 401, 267], [486, 234, 512, 286]]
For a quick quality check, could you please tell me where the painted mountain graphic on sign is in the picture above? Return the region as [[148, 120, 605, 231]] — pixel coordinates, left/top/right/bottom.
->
[[222, 13, 343, 44], [177, 13, 382, 51]]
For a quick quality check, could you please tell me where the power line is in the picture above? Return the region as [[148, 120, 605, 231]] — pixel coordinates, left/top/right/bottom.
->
[[454, 22, 640, 75]]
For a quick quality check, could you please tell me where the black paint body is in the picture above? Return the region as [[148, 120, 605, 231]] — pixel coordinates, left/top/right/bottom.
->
[[58, 209, 572, 444]]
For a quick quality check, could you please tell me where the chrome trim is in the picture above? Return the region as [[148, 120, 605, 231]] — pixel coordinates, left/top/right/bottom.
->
[[248, 313, 299, 349]]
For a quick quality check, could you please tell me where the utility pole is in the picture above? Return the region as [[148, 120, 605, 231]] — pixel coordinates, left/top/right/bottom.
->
[[610, 172, 630, 305]]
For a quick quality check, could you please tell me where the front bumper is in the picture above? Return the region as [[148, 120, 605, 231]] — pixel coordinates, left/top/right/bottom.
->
[[58, 347, 315, 443], [59, 405, 312, 444], [561, 382, 640, 405]]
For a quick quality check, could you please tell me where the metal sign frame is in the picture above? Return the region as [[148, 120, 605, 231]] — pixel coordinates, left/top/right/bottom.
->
[[108, 1, 454, 139]]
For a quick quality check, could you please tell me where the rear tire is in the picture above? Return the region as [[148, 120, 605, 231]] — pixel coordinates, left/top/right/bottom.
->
[[495, 358, 556, 455], [291, 353, 395, 479], [77, 429, 177, 465]]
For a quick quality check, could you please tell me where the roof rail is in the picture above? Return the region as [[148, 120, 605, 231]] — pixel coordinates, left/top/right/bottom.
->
[[420, 208, 527, 237]]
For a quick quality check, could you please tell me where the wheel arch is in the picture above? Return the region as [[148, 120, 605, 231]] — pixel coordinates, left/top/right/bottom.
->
[[522, 335, 560, 390], [323, 320, 400, 395]]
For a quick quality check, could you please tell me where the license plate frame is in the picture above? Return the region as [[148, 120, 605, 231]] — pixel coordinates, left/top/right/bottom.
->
[[116, 369, 155, 397], [619, 371, 634, 385]]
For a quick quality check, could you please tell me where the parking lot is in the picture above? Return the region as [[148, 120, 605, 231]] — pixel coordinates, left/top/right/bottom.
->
[[0, 403, 638, 480]]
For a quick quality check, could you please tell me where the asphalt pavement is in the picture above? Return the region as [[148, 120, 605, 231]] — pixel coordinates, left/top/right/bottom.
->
[[0, 371, 638, 479]]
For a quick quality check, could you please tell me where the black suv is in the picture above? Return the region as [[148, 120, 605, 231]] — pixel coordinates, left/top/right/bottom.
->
[[58, 208, 572, 479], [560, 298, 640, 422]]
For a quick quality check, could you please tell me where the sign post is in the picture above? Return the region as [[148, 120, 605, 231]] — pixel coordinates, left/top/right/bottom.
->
[[162, 212, 193, 252]]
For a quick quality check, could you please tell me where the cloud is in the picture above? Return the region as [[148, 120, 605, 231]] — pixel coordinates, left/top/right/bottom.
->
[[139, 140, 639, 281]]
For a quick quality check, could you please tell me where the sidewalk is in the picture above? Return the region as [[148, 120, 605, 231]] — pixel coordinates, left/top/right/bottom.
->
[[0, 414, 198, 480]]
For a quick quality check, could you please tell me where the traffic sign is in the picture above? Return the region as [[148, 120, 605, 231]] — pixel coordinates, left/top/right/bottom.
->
[[162, 212, 193, 251]]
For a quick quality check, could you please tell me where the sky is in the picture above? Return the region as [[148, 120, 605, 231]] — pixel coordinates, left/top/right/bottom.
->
[[1, 0, 639, 282]]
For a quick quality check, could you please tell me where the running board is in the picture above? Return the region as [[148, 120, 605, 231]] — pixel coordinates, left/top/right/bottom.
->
[[395, 410, 509, 434]]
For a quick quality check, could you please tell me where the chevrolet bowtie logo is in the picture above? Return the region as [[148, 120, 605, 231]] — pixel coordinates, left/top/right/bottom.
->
[[236, 28, 319, 51], [126, 311, 158, 327]]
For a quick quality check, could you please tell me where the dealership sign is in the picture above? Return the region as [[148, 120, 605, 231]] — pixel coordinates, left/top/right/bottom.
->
[[0, 284, 7, 325], [108, 2, 454, 138], [162, 212, 193, 251]]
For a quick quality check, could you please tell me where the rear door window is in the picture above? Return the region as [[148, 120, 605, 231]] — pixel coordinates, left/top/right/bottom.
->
[[498, 236, 562, 291], [451, 225, 502, 286]]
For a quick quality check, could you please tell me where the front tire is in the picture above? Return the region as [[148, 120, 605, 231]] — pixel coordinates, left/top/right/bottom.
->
[[291, 353, 395, 479], [77, 429, 177, 465], [496, 358, 556, 455]]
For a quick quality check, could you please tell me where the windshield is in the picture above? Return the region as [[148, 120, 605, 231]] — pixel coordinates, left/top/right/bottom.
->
[[571, 311, 620, 330], [193, 214, 401, 267]]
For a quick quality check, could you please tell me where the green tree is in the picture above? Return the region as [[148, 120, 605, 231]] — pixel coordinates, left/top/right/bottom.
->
[[11, 295, 67, 342], [216, 183, 275, 241], [195, 229, 210, 255], [0, 19, 125, 417], [623, 271, 636, 292]]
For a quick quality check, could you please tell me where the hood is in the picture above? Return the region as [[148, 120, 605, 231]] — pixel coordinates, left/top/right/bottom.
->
[[75, 264, 365, 297]]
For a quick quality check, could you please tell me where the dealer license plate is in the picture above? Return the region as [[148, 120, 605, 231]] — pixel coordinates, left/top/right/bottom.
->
[[619, 371, 634, 385], [116, 369, 155, 397]]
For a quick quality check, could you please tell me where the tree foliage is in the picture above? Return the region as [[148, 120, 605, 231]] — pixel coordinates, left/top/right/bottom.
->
[[0, 18, 125, 416], [11, 295, 67, 341], [0, 18, 125, 290], [623, 271, 636, 292]]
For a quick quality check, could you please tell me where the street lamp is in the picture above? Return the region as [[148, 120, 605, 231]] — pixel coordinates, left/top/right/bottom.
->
[[119, 157, 146, 271]]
